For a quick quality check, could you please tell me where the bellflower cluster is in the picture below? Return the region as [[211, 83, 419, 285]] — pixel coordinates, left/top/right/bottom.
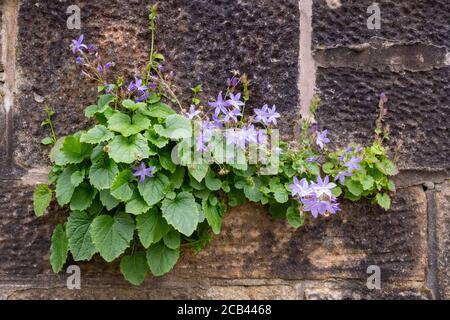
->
[[334, 144, 364, 184], [289, 176, 340, 218]]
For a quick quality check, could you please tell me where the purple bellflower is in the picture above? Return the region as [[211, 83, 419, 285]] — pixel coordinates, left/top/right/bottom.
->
[[226, 92, 245, 109], [254, 104, 280, 126], [316, 130, 330, 150], [289, 177, 313, 198], [133, 162, 156, 183], [311, 176, 336, 198], [344, 156, 363, 173], [208, 92, 230, 117], [186, 105, 201, 120], [71, 35, 88, 54]]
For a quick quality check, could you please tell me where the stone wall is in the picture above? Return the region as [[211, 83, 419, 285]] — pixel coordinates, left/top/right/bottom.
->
[[0, 0, 449, 299]]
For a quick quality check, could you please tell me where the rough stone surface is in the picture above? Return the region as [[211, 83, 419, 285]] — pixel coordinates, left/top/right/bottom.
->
[[12, 0, 299, 175], [315, 67, 450, 170], [0, 0, 449, 300], [312, 0, 450, 49], [434, 181, 450, 299]]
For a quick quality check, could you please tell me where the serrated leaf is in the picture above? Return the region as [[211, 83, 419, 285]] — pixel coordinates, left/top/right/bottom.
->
[[70, 170, 85, 187], [110, 170, 134, 202], [108, 113, 151, 137], [60, 135, 93, 165], [125, 191, 151, 215], [360, 175, 375, 191], [287, 206, 304, 229], [141, 102, 176, 119], [80, 125, 114, 144], [66, 211, 97, 261], [163, 229, 181, 249], [202, 199, 222, 235], [156, 114, 192, 139], [146, 242, 180, 276], [188, 164, 209, 183], [138, 173, 170, 206], [108, 134, 150, 164], [345, 179, 364, 197], [205, 170, 221, 191], [122, 99, 146, 112], [161, 192, 199, 236], [376, 159, 398, 176], [136, 208, 170, 248], [376, 193, 391, 210], [171, 166, 185, 189], [89, 155, 119, 190], [159, 151, 176, 173], [41, 137, 54, 145], [50, 224, 68, 273], [84, 94, 115, 118], [145, 129, 169, 148], [33, 184, 52, 217], [56, 166, 78, 206], [90, 212, 135, 262], [99, 189, 121, 210], [244, 185, 263, 202], [120, 251, 149, 286], [332, 186, 343, 197], [70, 183, 96, 211]]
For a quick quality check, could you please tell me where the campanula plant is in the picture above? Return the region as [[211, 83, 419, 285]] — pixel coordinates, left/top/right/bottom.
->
[[33, 5, 397, 285]]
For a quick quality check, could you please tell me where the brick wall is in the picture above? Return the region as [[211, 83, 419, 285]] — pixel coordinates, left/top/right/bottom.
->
[[0, 0, 448, 299]]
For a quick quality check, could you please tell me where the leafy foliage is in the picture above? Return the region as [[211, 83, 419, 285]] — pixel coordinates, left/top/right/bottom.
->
[[34, 5, 397, 285]]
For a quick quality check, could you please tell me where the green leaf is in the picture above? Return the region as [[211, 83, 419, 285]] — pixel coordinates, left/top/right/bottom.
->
[[138, 173, 170, 206], [141, 102, 176, 119], [332, 186, 343, 197], [99, 190, 121, 210], [345, 179, 364, 197], [171, 166, 185, 189], [125, 191, 151, 216], [90, 212, 135, 262], [161, 192, 199, 236], [156, 114, 192, 139], [70, 183, 96, 211], [188, 164, 209, 183], [202, 199, 222, 235], [163, 229, 181, 249], [59, 135, 93, 165], [145, 129, 169, 148], [136, 208, 170, 248], [322, 162, 335, 175], [122, 99, 146, 112], [108, 113, 151, 137], [376, 193, 391, 210], [120, 251, 149, 286], [89, 155, 119, 190], [146, 242, 180, 276], [244, 185, 263, 202], [56, 166, 78, 206], [205, 170, 222, 191], [376, 159, 398, 176], [360, 175, 375, 191], [70, 170, 85, 187], [108, 134, 150, 164], [66, 211, 97, 261], [287, 206, 304, 229], [110, 170, 134, 202], [80, 125, 114, 144], [159, 151, 176, 173], [41, 137, 54, 145], [84, 94, 115, 118], [50, 224, 68, 273], [269, 179, 289, 203], [33, 184, 52, 217]]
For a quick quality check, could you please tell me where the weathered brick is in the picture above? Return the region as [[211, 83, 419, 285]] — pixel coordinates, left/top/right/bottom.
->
[[315, 67, 450, 170], [312, 0, 450, 49], [434, 181, 450, 299]]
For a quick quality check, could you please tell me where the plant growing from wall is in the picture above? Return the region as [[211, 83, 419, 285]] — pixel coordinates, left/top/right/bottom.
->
[[33, 6, 397, 285]]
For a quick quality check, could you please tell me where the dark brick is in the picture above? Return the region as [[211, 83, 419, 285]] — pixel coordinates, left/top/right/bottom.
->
[[315, 66, 450, 170], [312, 0, 450, 48]]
